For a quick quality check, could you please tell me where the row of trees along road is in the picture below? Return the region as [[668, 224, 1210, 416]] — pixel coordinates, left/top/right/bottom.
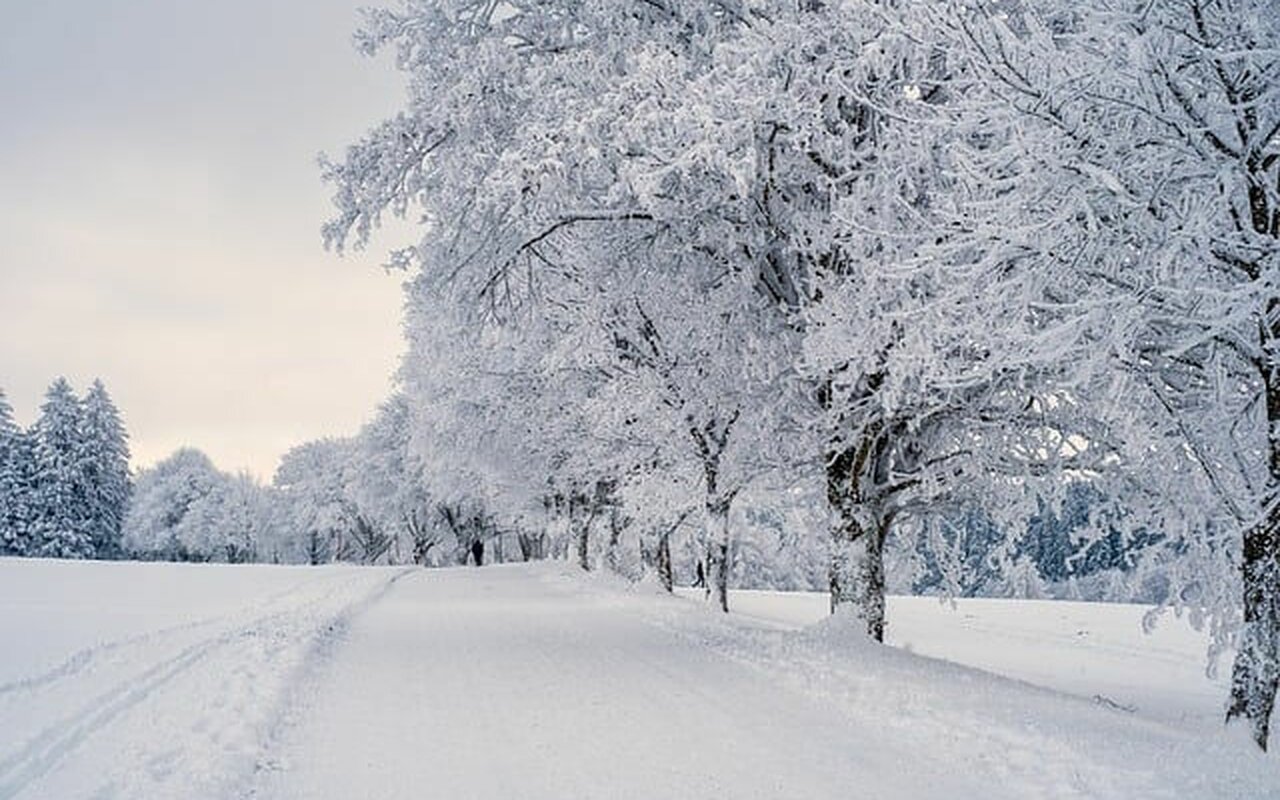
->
[[316, 0, 1279, 748]]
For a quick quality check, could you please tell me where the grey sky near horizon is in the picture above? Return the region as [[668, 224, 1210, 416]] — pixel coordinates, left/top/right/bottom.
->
[[0, 0, 412, 480]]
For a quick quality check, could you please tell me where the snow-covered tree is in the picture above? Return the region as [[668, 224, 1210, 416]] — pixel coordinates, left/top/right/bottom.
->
[[80, 379, 131, 558], [0, 388, 33, 555], [399, 288, 566, 566], [1, 381, 132, 560], [175, 472, 273, 564], [124, 448, 282, 563], [347, 395, 445, 565], [28, 378, 94, 559], [547, 246, 805, 609], [327, 1, 817, 607], [123, 448, 224, 561], [274, 438, 366, 564], [943, 0, 1280, 750], [723, 490, 828, 592]]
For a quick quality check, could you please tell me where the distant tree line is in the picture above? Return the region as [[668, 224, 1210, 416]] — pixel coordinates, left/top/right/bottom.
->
[[4, 378, 1152, 600], [0, 381, 552, 569], [119, 396, 529, 569], [0, 380, 131, 559]]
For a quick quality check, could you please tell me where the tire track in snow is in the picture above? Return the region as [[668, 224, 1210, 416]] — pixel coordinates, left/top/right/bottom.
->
[[0, 572, 347, 699], [0, 624, 249, 798], [245, 567, 417, 794], [0, 569, 410, 800]]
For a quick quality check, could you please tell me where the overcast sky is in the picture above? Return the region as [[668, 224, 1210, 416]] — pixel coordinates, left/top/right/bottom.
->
[[0, 0, 412, 479]]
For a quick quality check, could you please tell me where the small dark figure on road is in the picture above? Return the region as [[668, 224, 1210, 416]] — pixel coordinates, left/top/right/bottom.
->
[[693, 561, 705, 589], [470, 539, 484, 567]]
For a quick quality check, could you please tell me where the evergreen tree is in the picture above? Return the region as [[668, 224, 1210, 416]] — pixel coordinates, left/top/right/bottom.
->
[[30, 378, 93, 558], [80, 380, 131, 558], [0, 388, 32, 555]]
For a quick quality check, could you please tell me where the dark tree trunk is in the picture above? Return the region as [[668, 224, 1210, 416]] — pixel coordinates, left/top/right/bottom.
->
[[408, 510, 435, 566], [828, 496, 888, 642], [413, 538, 434, 566], [1226, 378, 1280, 750], [306, 532, 325, 565], [688, 413, 738, 612], [827, 425, 889, 641], [574, 514, 590, 571], [332, 530, 357, 563], [352, 515, 392, 565], [517, 532, 538, 562], [656, 529, 674, 593], [705, 496, 731, 613], [566, 488, 599, 571], [1226, 514, 1280, 750], [605, 508, 627, 574]]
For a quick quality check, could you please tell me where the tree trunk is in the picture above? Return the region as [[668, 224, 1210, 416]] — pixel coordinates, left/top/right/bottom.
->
[[413, 539, 433, 566], [551, 520, 569, 561], [1222, 321, 1280, 750], [827, 442, 887, 641], [705, 496, 731, 613], [656, 529, 674, 593], [408, 512, 434, 566], [574, 514, 590, 571], [605, 508, 625, 574], [1226, 513, 1280, 750], [829, 501, 888, 642], [1226, 377, 1280, 750], [307, 532, 324, 566]]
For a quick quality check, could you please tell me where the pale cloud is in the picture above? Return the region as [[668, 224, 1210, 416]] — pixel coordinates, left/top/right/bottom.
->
[[0, 0, 416, 479]]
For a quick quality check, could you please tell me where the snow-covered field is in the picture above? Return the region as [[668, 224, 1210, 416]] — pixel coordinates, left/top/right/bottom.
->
[[2, 559, 1275, 799], [0, 559, 409, 799], [680, 588, 1233, 730]]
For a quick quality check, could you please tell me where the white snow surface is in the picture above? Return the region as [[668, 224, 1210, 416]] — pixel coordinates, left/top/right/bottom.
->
[[683, 588, 1235, 730], [2, 559, 1276, 799], [0, 559, 408, 800]]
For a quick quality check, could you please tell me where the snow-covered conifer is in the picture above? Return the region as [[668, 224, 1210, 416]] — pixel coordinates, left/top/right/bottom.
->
[[0, 388, 33, 555], [29, 378, 94, 559], [80, 379, 131, 559]]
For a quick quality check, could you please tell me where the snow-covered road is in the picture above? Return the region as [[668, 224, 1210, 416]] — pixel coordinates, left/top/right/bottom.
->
[[256, 566, 980, 800], [257, 565, 1278, 800]]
